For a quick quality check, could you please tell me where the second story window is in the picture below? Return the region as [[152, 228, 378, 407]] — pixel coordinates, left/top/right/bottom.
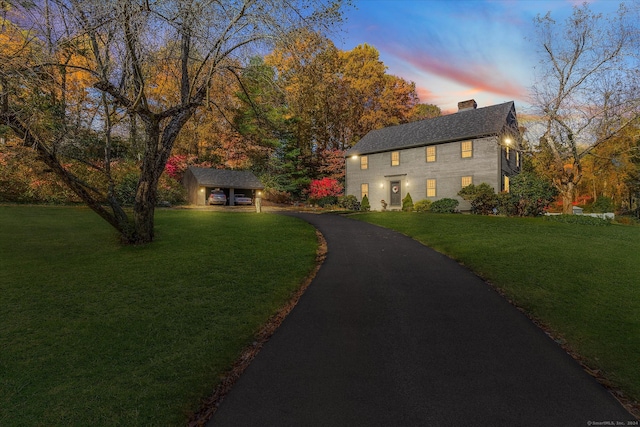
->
[[461, 140, 473, 158], [391, 151, 400, 166], [462, 176, 473, 188], [426, 146, 436, 163], [360, 155, 368, 170]]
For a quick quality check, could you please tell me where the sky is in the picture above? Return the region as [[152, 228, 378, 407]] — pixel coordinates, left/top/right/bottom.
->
[[336, 0, 624, 114]]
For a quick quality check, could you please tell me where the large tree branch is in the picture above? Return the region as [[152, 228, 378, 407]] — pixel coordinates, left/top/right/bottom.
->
[[2, 110, 132, 237]]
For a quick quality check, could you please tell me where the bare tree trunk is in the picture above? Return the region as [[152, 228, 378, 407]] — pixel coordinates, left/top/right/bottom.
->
[[561, 184, 574, 214], [133, 173, 157, 243], [133, 120, 161, 244]]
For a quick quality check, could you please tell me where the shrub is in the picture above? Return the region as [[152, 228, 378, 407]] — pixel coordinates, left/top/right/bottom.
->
[[158, 176, 187, 205], [615, 216, 640, 226], [0, 149, 80, 204], [338, 195, 360, 210], [164, 155, 190, 180], [430, 198, 459, 213], [263, 188, 292, 204], [114, 173, 138, 206], [584, 196, 616, 213], [308, 177, 343, 199], [496, 192, 518, 216], [316, 196, 338, 207], [414, 199, 432, 213], [458, 183, 498, 215], [506, 172, 558, 216], [543, 214, 611, 226], [361, 194, 371, 211], [402, 192, 414, 212]]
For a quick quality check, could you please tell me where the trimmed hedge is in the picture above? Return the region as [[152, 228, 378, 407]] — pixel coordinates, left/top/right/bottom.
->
[[430, 198, 459, 213]]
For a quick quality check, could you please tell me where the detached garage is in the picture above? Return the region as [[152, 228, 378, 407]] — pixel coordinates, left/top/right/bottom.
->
[[183, 167, 264, 206]]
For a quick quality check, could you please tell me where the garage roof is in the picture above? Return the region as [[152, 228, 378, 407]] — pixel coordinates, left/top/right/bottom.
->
[[187, 167, 264, 189]]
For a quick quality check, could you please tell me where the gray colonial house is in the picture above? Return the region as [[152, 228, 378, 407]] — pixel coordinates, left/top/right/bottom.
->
[[345, 100, 521, 211], [183, 167, 264, 206]]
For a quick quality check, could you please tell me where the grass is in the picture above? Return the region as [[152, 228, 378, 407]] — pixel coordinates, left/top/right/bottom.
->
[[0, 205, 317, 426], [353, 212, 640, 407]]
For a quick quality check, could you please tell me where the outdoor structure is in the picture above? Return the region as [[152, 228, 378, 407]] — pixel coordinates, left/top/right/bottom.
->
[[345, 100, 521, 211], [183, 167, 264, 206]]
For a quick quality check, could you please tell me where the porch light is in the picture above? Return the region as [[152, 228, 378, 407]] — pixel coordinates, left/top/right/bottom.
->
[[504, 137, 513, 146], [380, 183, 384, 188], [199, 187, 205, 193]]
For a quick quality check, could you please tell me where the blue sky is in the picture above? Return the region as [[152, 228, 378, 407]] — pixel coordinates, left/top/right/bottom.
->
[[337, 0, 624, 113]]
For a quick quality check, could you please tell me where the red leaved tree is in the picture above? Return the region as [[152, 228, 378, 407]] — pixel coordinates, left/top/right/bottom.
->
[[309, 177, 343, 200]]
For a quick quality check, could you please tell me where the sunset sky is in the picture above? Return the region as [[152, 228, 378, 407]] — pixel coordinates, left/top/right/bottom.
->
[[337, 0, 624, 114]]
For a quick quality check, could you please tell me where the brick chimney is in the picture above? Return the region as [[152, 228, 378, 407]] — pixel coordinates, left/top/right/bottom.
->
[[457, 99, 477, 112]]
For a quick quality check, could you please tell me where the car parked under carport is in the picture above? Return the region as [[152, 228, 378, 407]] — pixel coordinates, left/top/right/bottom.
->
[[233, 194, 252, 205], [183, 167, 264, 206]]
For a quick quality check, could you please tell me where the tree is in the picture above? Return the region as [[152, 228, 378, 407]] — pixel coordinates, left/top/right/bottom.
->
[[410, 103, 441, 121], [266, 29, 343, 154], [401, 192, 414, 212], [501, 172, 558, 217], [1, 0, 345, 244], [360, 194, 370, 211], [579, 124, 640, 210], [339, 44, 421, 143], [308, 177, 343, 199], [530, 2, 640, 214], [266, 36, 433, 164]]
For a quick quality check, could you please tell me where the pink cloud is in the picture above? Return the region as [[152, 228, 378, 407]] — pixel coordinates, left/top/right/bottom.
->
[[398, 51, 528, 101], [415, 86, 438, 103]]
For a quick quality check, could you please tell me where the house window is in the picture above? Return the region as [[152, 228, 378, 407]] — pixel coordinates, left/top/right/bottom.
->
[[426, 146, 436, 162], [461, 176, 473, 188], [360, 155, 368, 170], [361, 183, 369, 199], [516, 151, 521, 167], [461, 140, 473, 158], [426, 179, 436, 197], [505, 146, 510, 160], [391, 151, 400, 166], [504, 175, 510, 193]]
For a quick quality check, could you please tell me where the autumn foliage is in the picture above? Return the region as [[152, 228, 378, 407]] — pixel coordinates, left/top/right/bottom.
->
[[308, 178, 343, 199]]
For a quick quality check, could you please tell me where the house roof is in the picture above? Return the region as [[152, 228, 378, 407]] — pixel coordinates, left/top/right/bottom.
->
[[187, 167, 264, 189], [346, 101, 516, 156]]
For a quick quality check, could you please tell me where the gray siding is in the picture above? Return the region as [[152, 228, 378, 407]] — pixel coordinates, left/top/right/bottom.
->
[[346, 137, 502, 211]]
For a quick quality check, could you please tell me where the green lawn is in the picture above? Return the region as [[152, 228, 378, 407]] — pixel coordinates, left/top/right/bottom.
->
[[0, 206, 317, 426], [354, 212, 640, 407]]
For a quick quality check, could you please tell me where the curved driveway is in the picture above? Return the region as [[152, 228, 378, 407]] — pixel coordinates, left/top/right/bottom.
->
[[209, 213, 633, 426]]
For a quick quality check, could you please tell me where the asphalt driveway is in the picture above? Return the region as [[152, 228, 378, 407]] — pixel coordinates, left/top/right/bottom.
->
[[208, 213, 634, 426]]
